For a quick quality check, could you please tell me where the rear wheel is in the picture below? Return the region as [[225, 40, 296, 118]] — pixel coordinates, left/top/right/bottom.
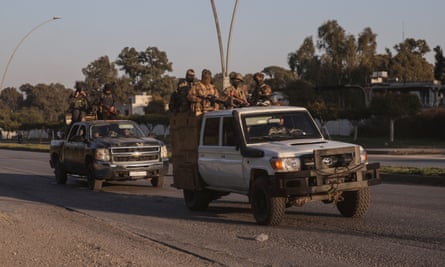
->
[[250, 177, 286, 225], [150, 176, 164, 187], [336, 187, 370, 218], [87, 163, 103, 191], [54, 159, 67, 184], [183, 189, 211, 211]]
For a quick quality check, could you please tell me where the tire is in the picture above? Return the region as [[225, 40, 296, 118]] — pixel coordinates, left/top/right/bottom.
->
[[54, 159, 67, 184], [250, 177, 286, 226], [87, 163, 103, 191], [336, 187, 370, 218], [150, 176, 164, 188], [183, 189, 211, 211]]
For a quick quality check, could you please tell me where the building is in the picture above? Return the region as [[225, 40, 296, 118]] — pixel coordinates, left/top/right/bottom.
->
[[118, 93, 152, 116]]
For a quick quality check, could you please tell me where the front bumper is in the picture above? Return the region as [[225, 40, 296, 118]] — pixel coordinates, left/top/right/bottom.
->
[[93, 159, 169, 181], [269, 162, 381, 197]]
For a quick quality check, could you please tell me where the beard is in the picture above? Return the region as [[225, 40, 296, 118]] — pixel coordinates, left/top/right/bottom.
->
[[201, 76, 212, 85]]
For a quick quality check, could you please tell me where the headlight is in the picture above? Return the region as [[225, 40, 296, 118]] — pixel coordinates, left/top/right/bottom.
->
[[160, 145, 168, 159], [270, 157, 301, 171], [359, 146, 368, 163], [95, 148, 110, 161]]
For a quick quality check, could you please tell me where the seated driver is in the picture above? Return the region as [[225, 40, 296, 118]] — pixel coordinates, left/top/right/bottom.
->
[[268, 118, 288, 135]]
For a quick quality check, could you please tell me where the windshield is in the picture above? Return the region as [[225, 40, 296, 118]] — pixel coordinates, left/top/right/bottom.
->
[[243, 111, 322, 144], [90, 121, 145, 139]]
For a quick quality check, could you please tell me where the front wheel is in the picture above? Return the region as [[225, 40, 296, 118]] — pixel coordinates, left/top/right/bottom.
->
[[250, 177, 286, 225], [183, 189, 211, 211], [336, 187, 370, 218], [87, 163, 103, 191], [150, 176, 164, 187]]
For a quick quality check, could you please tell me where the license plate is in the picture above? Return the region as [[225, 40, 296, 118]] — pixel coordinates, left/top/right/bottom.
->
[[129, 171, 146, 177]]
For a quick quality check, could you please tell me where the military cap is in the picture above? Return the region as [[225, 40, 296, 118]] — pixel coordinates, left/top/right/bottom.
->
[[186, 69, 195, 76], [230, 72, 244, 82], [202, 69, 212, 76], [253, 72, 264, 79]]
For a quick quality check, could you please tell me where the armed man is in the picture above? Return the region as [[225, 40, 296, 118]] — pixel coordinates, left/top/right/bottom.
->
[[249, 72, 273, 106], [169, 69, 196, 113], [69, 81, 90, 124], [187, 69, 220, 114], [222, 72, 249, 109], [99, 84, 117, 120]]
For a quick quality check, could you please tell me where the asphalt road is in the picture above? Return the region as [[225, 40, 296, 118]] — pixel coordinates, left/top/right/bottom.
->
[[1, 149, 444, 266]]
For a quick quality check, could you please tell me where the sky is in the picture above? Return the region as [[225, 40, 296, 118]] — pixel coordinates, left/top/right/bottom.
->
[[0, 0, 444, 89]]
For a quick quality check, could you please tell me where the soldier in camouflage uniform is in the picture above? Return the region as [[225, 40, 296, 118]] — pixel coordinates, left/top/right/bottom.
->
[[249, 72, 272, 106], [187, 69, 220, 114], [169, 69, 196, 113], [69, 81, 89, 123], [222, 72, 249, 108]]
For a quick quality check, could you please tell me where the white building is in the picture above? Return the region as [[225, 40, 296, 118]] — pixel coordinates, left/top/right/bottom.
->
[[119, 93, 152, 116]]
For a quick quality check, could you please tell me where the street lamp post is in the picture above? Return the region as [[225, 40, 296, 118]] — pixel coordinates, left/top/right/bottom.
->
[[210, 0, 238, 89], [0, 16, 61, 90]]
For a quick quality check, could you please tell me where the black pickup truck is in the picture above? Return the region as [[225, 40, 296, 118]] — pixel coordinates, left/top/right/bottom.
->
[[49, 120, 169, 191]]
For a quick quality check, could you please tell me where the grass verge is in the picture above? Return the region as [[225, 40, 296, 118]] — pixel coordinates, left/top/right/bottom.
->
[[380, 166, 445, 177], [0, 142, 49, 152]]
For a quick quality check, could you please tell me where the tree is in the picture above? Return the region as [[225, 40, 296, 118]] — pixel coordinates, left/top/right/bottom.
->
[[112, 76, 134, 106], [0, 87, 23, 112], [433, 46, 445, 84], [19, 83, 71, 123], [82, 55, 119, 91], [151, 76, 177, 102], [343, 34, 358, 84], [317, 20, 348, 85], [389, 38, 433, 81], [82, 55, 129, 111], [262, 66, 296, 90], [288, 36, 319, 82], [116, 46, 173, 95], [356, 27, 377, 85], [282, 80, 316, 106]]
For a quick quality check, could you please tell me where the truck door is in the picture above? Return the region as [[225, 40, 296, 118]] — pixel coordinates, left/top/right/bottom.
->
[[64, 125, 87, 173], [71, 125, 88, 174], [63, 125, 79, 171], [199, 116, 245, 190]]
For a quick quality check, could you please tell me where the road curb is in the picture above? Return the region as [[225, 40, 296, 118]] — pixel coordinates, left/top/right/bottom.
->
[[381, 174, 445, 187], [367, 148, 445, 155]]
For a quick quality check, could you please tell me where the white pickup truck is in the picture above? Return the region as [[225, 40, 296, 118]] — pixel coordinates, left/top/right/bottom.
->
[[170, 106, 380, 225]]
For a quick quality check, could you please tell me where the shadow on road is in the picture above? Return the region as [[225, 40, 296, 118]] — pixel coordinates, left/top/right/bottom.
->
[[0, 172, 258, 226]]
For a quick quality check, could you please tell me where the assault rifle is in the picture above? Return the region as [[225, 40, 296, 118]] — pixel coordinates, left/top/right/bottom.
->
[[197, 94, 226, 107]]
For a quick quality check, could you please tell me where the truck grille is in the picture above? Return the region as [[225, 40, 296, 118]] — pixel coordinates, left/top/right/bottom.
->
[[314, 147, 359, 170], [301, 150, 356, 170], [110, 146, 160, 163]]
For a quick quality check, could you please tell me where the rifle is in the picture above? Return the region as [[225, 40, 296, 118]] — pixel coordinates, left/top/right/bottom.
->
[[227, 95, 250, 108], [197, 94, 226, 107]]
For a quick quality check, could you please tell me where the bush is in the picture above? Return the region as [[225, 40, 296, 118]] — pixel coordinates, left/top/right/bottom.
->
[[358, 108, 445, 139], [396, 108, 445, 139]]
